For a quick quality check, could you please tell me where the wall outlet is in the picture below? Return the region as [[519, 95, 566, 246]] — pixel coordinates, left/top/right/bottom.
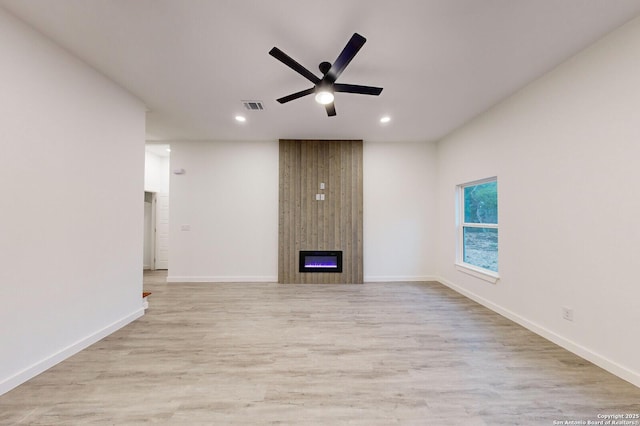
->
[[562, 306, 574, 322]]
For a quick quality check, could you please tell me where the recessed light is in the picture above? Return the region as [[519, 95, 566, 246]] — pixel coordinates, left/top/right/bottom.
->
[[380, 116, 391, 124], [235, 115, 246, 122], [166, 148, 171, 153]]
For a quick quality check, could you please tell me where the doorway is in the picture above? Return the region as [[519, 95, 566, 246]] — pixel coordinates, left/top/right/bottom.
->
[[144, 143, 170, 270], [143, 191, 156, 270]]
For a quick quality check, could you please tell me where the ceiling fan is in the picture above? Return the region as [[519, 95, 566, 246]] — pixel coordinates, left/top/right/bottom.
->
[[269, 32, 383, 117]]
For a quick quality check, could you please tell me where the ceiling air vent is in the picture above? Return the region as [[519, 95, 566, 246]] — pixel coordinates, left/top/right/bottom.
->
[[242, 100, 264, 111]]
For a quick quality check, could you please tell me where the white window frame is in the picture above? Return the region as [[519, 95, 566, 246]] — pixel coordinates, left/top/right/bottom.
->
[[456, 177, 499, 283]]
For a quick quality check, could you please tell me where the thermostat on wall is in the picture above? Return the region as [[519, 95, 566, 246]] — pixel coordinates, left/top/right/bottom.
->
[[173, 168, 186, 175]]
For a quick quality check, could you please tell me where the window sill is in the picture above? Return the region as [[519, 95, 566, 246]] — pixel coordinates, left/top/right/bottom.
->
[[455, 263, 500, 284]]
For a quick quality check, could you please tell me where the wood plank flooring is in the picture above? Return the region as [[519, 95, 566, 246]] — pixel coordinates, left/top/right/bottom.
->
[[1, 271, 638, 425]]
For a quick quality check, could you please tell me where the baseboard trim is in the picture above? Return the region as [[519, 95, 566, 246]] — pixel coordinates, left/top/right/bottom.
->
[[167, 276, 278, 283], [364, 275, 436, 283], [0, 308, 144, 396], [435, 276, 640, 389], [169, 275, 437, 283]]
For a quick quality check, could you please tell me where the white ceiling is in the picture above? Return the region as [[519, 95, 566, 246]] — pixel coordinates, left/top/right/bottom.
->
[[2, 0, 640, 143]]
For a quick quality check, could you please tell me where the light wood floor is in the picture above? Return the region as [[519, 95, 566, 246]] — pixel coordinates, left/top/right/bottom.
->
[[1, 271, 638, 425]]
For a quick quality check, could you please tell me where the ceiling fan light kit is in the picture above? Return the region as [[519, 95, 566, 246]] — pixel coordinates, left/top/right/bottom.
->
[[315, 90, 334, 105], [270, 32, 383, 117]]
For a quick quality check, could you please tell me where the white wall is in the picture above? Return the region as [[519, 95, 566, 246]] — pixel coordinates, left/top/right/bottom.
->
[[0, 7, 146, 395], [167, 140, 437, 283], [435, 16, 640, 387], [167, 141, 279, 282], [364, 141, 437, 281]]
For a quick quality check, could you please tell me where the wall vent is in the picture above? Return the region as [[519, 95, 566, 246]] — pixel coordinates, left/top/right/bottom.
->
[[242, 100, 264, 111]]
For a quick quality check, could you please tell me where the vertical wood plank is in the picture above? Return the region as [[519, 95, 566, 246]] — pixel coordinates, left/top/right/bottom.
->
[[331, 141, 341, 284], [310, 141, 318, 284], [279, 139, 363, 284], [278, 141, 284, 283], [347, 143, 354, 282], [354, 141, 363, 283]]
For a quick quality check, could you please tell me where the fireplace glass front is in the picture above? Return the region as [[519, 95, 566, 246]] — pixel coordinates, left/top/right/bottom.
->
[[299, 251, 343, 273]]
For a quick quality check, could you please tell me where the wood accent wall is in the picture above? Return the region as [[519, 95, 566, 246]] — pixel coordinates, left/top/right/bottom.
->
[[279, 139, 363, 284]]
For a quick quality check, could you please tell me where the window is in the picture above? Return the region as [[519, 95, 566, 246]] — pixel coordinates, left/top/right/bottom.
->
[[457, 178, 498, 279]]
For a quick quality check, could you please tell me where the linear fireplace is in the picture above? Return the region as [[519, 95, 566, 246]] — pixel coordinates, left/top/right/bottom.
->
[[299, 251, 343, 273]]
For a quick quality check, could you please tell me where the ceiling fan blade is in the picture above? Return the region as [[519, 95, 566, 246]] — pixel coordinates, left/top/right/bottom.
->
[[277, 87, 316, 104], [334, 83, 383, 96], [325, 102, 336, 117], [325, 33, 366, 83], [269, 47, 321, 85]]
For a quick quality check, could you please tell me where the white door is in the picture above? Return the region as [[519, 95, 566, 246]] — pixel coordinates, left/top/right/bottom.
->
[[155, 193, 170, 269], [143, 194, 154, 269]]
